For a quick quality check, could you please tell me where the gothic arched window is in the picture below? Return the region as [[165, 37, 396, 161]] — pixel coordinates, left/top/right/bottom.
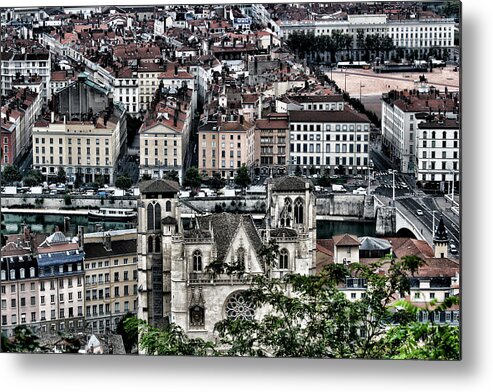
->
[[154, 203, 161, 229], [166, 200, 171, 212], [237, 247, 245, 269], [294, 197, 304, 225], [189, 305, 205, 327], [155, 237, 161, 253], [147, 204, 154, 231], [225, 292, 255, 321], [285, 197, 292, 213], [192, 250, 202, 272], [279, 248, 289, 270], [147, 236, 153, 253]]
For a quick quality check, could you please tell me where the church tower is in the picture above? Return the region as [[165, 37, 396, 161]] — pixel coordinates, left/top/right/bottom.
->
[[265, 176, 317, 275], [137, 179, 180, 327], [433, 216, 449, 259]]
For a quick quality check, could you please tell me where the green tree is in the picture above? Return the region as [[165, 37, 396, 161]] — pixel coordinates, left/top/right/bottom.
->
[[1, 325, 44, 353], [294, 165, 302, 177], [0, 212, 7, 247], [141, 173, 152, 181], [234, 164, 251, 191], [55, 167, 67, 184], [183, 166, 202, 191], [123, 316, 216, 356], [64, 194, 72, 206], [163, 170, 180, 184], [116, 312, 139, 353], [115, 175, 132, 190], [23, 175, 39, 187], [2, 164, 22, 184], [95, 175, 105, 188], [208, 172, 226, 191], [23, 169, 43, 186]]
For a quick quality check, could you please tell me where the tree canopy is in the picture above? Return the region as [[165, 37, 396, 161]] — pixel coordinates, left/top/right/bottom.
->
[[115, 175, 132, 190], [183, 166, 202, 190], [234, 164, 251, 190], [2, 164, 22, 184]]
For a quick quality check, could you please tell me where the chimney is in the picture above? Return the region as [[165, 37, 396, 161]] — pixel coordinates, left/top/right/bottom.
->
[[103, 232, 112, 251], [51, 111, 55, 123], [78, 226, 84, 249], [174, 64, 178, 76]]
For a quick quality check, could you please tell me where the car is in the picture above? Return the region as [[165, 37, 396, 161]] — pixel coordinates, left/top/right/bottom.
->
[[416, 209, 423, 216], [449, 244, 458, 254]]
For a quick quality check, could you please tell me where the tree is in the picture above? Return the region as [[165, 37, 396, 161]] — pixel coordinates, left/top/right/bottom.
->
[[117, 312, 139, 353], [115, 175, 132, 190], [55, 167, 66, 184], [95, 175, 105, 187], [294, 165, 302, 177], [23, 169, 43, 186], [208, 172, 226, 191], [1, 325, 45, 353], [183, 166, 202, 191], [23, 175, 39, 187], [0, 212, 7, 247], [163, 170, 180, 184], [234, 164, 251, 191], [2, 164, 22, 184], [123, 316, 216, 356]]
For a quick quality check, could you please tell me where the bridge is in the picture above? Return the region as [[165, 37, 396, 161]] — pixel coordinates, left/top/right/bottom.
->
[[374, 195, 460, 257]]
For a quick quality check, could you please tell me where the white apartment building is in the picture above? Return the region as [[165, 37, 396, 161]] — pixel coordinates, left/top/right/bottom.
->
[[32, 104, 127, 185], [113, 67, 139, 115], [288, 109, 370, 175], [381, 91, 458, 174], [415, 115, 460, 192], [278, 14, 455, 55], [1, 51, 51, 102]]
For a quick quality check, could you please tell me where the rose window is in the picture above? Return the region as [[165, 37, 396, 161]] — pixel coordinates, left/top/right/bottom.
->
[[225, 292, 255, 321]]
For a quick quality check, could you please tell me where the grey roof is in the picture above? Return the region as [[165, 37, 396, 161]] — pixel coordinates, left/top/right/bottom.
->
[[270, 228, 298, 238], [84, 239, 137, 260], [161, 216, 178, 225], [270, 176, 313, 192], [434, 217, 449, 242], [195, 213, 263, 263], [358, 236, 392, 251], [139, 179, 180, 194]]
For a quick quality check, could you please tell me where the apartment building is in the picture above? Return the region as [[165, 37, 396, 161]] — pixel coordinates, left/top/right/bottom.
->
[[381, 89, 458, 174], [83, 230, 138, 334], [36, 230, 86, 336], [416, 114, 460, 192], [250, 112, 289, 176], [50, 70, 76, 98], [113, 67, 139, 115], [288, 109, 371, 175], [0, 50, 51, 102], [198, 117, 252, 179], [139, 96, 193, 184]]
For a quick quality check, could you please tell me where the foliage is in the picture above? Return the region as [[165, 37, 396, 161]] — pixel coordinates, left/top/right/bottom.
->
[[115, 175, 132, 190], [208, 172, 226, 191], [234, 164, 251, 190], [183, 166, 202, 190], [294, 165, 302, 177], [2, 164, 22, 184], [64, 194, 72, 206], [1, 326, 44, 353], [163, 170, 180, 184], [318, 171, 332, 188], [0, 212, 7, 247], [55, 167, 67, 184], [123, 316, 216, 356], [117, 312, 139, 353], [95, 175, 105, 187], [141, 173, 152, 181]]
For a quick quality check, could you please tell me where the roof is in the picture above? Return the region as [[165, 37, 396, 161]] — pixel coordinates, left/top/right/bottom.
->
[[434, 217, 449, 242], [418, 118, 460, 129], [289, 109, 369, 123], [358, 236, 392, 251], [270, 228, 298, 238], [83, 239, 137, 259], [194, 213, 263, 263], [270, 176, 313, 192], [333, 233, 360, 247], [289, 94, 344, 103], [161, 216, 178, 225], [255, 118, 289, 130], [139, 179, 180, 194]]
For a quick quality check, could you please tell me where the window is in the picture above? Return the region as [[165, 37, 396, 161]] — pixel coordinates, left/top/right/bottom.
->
[[192, 250, 202, 272], [225, 292, 255, 321], [279, 248, 289, 270], [294, 197, 304, 225]]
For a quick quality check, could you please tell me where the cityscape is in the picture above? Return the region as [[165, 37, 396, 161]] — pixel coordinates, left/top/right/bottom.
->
[[0, 2, 460, 359]]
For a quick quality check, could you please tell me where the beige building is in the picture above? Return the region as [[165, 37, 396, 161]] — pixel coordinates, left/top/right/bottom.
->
[[83, 230, 138, 334], [32, 106, 126, 184], [198, 118, 253, 179], [139, 97, 193, 184]]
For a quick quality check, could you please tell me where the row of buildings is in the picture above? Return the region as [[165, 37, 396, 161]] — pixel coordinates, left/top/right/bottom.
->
[[1, 177, 460, 341]]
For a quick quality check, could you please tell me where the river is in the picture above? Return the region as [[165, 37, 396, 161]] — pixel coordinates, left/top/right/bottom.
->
[[2, 213, 376, 239]]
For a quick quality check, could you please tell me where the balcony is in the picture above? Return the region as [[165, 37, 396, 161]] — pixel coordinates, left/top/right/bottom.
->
[[188, 272, 251, 285]]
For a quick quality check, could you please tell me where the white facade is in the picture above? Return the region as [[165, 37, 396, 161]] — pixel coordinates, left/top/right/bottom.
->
[[113, 75, 139, 114]]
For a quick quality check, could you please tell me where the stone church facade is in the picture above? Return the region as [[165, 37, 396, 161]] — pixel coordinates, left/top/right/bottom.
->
[[137, 176, 317, 340]]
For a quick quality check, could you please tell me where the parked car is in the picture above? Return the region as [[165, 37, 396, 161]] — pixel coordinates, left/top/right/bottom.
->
[[416, 209, 423, 216], [450, 243, 458, 254]]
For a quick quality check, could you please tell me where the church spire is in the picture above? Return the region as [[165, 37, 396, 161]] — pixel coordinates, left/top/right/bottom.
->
[[434, 216, 448, 242]]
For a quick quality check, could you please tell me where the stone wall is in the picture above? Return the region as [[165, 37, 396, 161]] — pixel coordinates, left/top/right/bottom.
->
[[1, 194, 137, 209]]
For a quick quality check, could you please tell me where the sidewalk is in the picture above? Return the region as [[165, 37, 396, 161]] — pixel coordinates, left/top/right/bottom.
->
[[434, 196, 460, 226]]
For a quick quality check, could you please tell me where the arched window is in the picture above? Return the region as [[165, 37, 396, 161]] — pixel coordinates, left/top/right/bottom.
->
[[281, 198, 292, 227], [294, 197, 304, 224], [147, 236, 153, 253], [285, 197, 292, 213], [189, 305, 204, 327], [147, 204, 154, 231], [423, 131, 427, 139], [279, 248, 289, 270], [431, 131, 436, 139], [1, 270, 5, 280], [20, 268, 25, 279], [225, 292, 255, 321], [30, 267, 35, 278], [154, 203, 161, 229], [237, 247, 245, 269], [10, 269, 15, 280], [442, 131, 447, 139], [165, 200, 171, 212], [155, 237, 161, 253], [192, 250, 202, 272]]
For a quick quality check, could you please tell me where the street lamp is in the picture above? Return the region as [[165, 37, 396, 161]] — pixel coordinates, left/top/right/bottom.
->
[[432, 210, 440, 236], [388, 169, 397, 206]]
